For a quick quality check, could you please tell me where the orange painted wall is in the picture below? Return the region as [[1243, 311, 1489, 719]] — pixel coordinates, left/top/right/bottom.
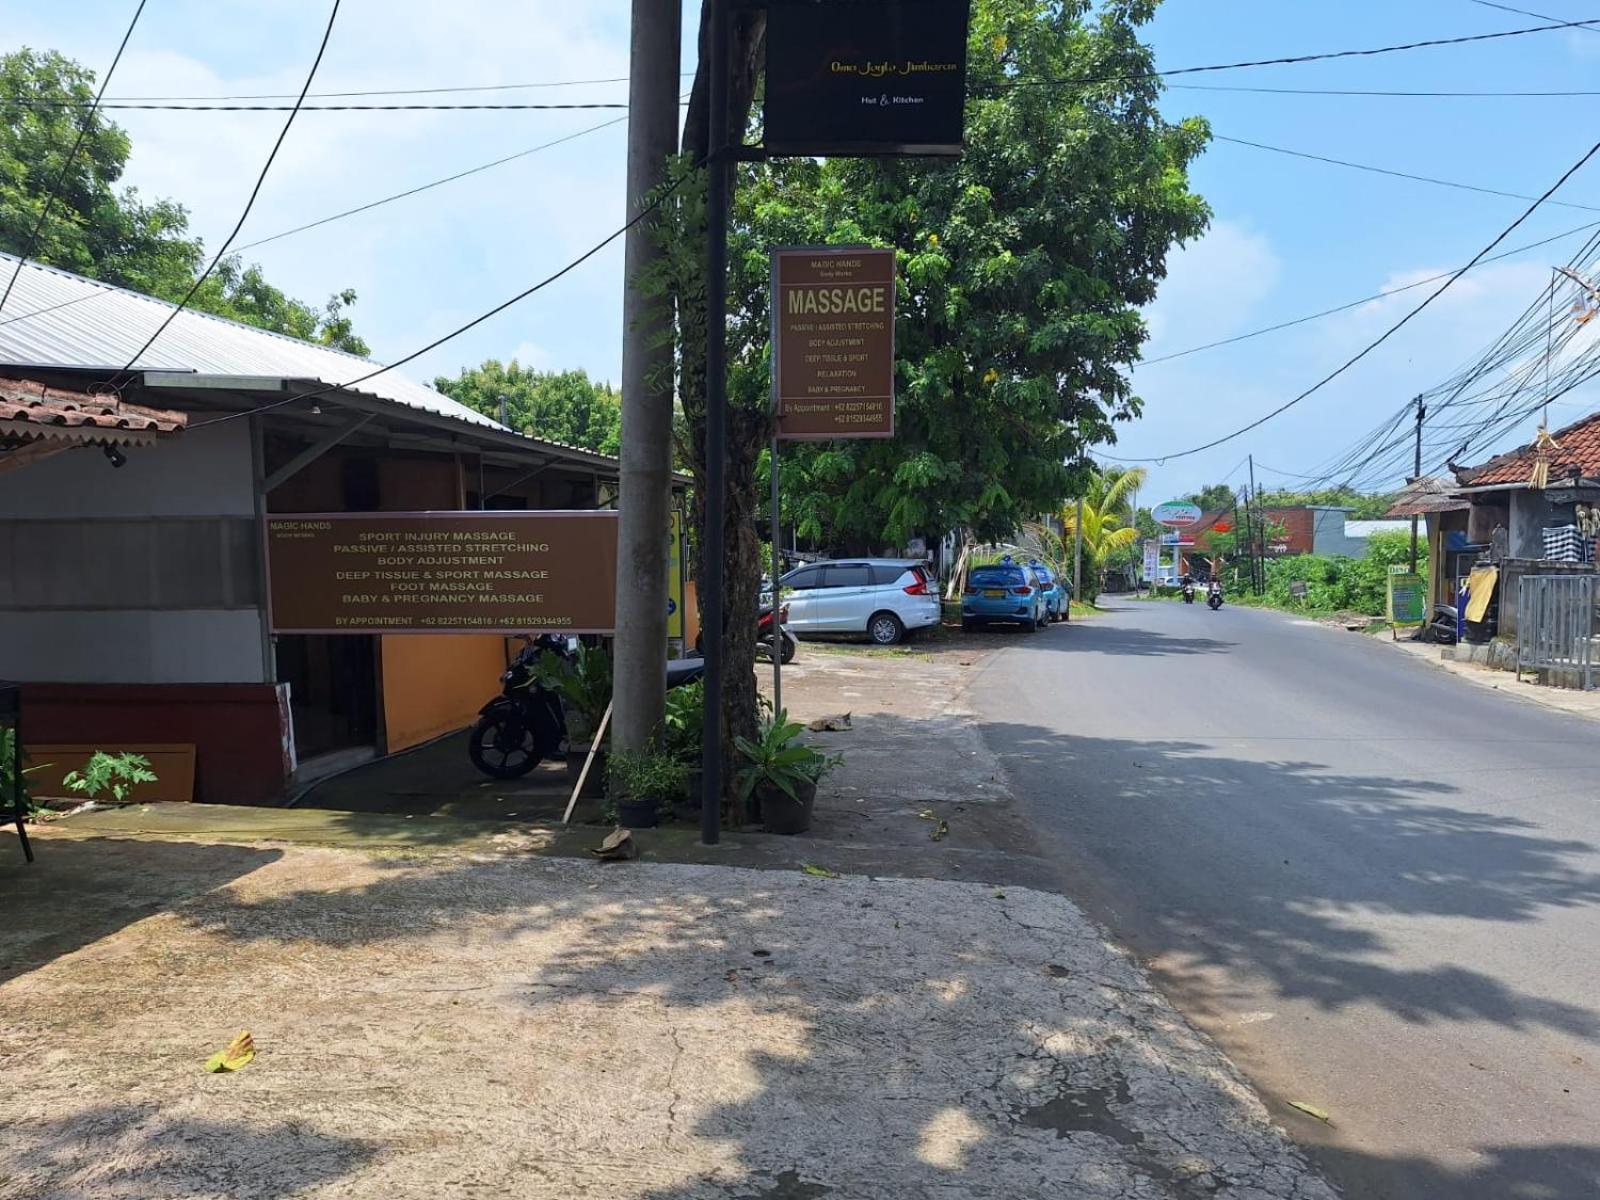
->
[[380, 634, 508, 752]]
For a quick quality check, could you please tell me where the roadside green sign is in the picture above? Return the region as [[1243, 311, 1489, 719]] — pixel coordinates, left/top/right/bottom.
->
[[1387, 567, 1425, 628]]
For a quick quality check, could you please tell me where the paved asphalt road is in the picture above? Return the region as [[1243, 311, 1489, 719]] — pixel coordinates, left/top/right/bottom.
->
[[970, 598, 1600, 1200]]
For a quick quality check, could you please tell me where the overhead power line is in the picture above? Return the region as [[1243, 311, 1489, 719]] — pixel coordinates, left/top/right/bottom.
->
[[1102, 133, 1600, 464], [188, 167, 693, 431], [17, 101, 633, 112], [1214, 133, 1600, 213], [1466, 0, 1600, 29], [233, 115, 628, 253], [1001, 16, 1600, 90], [120, 0, 342, 371], [7, 18, 1596, 118], [1139, 219, 1600, 367], [96, 73, 666, 101], [1170, 82, 1600, 97], [0, 0, 148, 317]]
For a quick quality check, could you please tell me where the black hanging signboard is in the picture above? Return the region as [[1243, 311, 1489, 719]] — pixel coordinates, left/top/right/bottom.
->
[[764, 0, 972, 157]]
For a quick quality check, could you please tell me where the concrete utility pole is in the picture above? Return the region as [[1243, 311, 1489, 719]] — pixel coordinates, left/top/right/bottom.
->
[[612, 0, 682, 756], [1073, 495, 1084, 601], [1247, 455, 1262, 593], [1410, 394, 1425, 574]]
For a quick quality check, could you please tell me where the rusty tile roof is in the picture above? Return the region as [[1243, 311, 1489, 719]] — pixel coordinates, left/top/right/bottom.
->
[[0, 376, 187, 445], [1455, 410, 1600, 488]]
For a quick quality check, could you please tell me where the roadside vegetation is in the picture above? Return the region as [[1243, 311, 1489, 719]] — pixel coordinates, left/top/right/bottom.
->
[[1147, 531, 1421, 620]]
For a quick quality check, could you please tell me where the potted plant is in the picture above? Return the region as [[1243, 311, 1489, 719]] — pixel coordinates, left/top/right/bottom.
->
[[662, 678, 705, 799], [735, 710, 838, 835], [606, 747, 688, 829], [535, 643, 613, 797]]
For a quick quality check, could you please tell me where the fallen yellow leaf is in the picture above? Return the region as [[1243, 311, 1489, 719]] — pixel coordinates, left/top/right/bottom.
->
[[1288, 1100, 1331, 1124], [205, 1031, 255, 1074]]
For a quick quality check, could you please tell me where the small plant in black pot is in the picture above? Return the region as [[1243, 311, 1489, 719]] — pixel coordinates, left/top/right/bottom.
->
[[535, 643, 613, 797], [735, 710, 838, 836], [607, 747, 688, 829]]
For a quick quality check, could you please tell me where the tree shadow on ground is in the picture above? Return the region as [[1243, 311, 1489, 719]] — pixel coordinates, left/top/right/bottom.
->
[[974, 717, 1600, 1038], [0, 1102, 375, 1199], [0, 834, 280, 987], [117, 854, 1336, 1199]]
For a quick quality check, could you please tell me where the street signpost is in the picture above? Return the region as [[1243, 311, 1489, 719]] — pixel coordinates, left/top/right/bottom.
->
[[768, 243, 899, 719], [698, 0, 970, 845]]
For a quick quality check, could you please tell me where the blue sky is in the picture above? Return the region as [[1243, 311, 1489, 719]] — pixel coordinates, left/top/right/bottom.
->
[[5, 0, 1599, 506]]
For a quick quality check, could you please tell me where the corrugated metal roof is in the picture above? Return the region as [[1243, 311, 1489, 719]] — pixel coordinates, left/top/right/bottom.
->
[[1383, 476, 1469, 518], [0, 252, 504, 433]]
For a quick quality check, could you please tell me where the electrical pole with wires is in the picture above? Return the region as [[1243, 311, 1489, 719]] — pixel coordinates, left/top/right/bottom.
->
[[612, 0, 683, 761], [1073, 495, 1084, 603], [1247, 456, 1262, 593], [1410, 394, 1426, 573]]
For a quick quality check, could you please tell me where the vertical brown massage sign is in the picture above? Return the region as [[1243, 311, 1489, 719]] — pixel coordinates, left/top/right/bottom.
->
[[265, 511, 620, 634], [773, 247, 897, 441]]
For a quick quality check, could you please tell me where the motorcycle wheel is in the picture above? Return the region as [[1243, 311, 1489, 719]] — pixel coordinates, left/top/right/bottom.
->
[[780, 636, 797, 664], [468, 714, 542, 779]]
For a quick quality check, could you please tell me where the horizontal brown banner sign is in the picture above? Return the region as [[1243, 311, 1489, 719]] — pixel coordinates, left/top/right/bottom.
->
[[266, 511, 618, 634], [773, 247, 897, 441]]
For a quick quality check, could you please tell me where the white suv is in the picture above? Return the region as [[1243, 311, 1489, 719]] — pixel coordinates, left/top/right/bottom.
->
[[774, 558, 941, 645]]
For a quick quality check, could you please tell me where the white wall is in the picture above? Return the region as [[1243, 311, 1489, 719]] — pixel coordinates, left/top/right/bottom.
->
[[0, 610, 267, 683], [0, 420, 266, 684], [1310, 508, 1363, 558], [0, 419, 255, 519]]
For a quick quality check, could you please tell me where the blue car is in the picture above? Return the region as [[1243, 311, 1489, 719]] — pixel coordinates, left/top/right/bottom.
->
[[961, 561, 1048, 632], [1029, 560, 1069, 623]]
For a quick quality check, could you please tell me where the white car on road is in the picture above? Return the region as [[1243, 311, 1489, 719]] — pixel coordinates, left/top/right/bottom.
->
[[772, 558, 941, 645]]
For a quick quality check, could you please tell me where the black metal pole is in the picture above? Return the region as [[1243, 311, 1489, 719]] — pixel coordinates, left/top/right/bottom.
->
[[700, 0, 730, 846], [12, 711, 33, 863]]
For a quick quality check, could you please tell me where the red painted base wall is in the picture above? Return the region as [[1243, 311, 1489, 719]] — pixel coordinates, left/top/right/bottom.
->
[[19, 683, 293, 806]]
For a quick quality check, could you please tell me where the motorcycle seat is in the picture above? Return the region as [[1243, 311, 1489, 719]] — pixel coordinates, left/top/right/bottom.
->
[[667, 658, 706, 688]]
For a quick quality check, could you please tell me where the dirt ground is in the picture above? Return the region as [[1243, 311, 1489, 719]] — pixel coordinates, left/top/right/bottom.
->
[[0, 621, 1333, 1198], [0, 842, 1334, 1200]]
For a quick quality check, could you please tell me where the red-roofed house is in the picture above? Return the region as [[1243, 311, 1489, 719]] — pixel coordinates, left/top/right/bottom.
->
[[1451, 410, 1600, 561]]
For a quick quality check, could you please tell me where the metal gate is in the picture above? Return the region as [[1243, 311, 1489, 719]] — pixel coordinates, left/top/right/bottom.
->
[[1516, 574, 1598, 690]]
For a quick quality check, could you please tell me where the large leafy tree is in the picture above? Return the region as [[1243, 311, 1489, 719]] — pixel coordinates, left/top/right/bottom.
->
[[435, 360, 622, 454], [755, 0, 1209, 553], [0, 48, 368, 354], [661, 0, 1207, 782], [1185, 482, 1238, 513], [1257, 486, 1397, 520]]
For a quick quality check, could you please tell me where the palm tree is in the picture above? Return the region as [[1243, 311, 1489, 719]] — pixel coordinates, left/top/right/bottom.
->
[[1057, 466, 1147, 594]]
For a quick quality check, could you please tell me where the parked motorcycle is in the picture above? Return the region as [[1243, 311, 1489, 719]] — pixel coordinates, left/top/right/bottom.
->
[[469, 634, 570, 779], [1206, 582, 1224, 611], [468, 636, 706, 780], [1421, 603, 1459, 645], [695, 601, 798, 664]]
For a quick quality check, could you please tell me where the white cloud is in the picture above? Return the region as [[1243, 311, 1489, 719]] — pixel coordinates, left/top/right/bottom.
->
[[1141, 219, 1282, 356], [1, 0, 641, 382]]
